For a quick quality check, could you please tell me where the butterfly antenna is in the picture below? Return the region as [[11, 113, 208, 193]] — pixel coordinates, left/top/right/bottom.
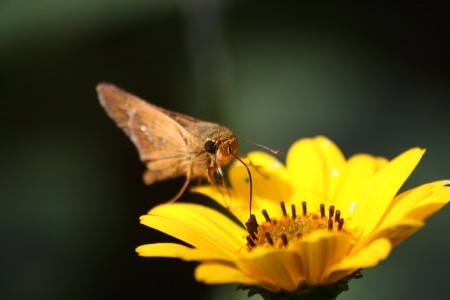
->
[[237, 136, 284, 155], [231, 152, 253, 217]]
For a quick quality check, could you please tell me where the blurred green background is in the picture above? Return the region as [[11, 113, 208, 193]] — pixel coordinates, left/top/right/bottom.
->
[[1, 1, 448, 300]]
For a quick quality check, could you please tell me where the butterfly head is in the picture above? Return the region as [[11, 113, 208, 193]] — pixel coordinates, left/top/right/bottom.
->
[[204, 134, 238, 167]]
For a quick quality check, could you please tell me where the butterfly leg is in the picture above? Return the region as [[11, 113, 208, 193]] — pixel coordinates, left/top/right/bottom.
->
[[167, 171, 192, 203], [217, 167, 233, 209], [208, 167, 232, 209]]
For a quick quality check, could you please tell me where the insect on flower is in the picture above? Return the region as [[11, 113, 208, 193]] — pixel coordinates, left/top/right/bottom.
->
[[97, 83, 256, 203]]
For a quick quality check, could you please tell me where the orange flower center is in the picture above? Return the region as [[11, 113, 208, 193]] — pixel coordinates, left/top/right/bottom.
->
[[245, 202, 349, 250]]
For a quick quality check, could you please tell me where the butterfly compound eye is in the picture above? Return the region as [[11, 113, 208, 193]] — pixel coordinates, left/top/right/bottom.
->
[[204, 140, 217, 154]]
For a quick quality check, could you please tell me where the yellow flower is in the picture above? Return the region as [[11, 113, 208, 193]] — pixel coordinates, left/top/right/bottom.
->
[[136, 136, 449, 295]]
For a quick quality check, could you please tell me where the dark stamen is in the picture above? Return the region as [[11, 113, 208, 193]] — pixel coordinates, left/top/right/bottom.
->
[[291, 204, 296, 219], [246, 235, 256, 247], [265, 232, 274, 245], [329, 205, 335, 219], [246, 230, 257, 241], [245, 216, 258, 240], [302, 201, 307, 216], [320, 204, 325, 218], [280, 202, 287, 217], [281, 234, 288, 246], [338, 218, 344, 231], [250, 214, 259, 227], [335, 210, 341, 223], [328, 218, 333, 230], [262, 209, 271, 223]]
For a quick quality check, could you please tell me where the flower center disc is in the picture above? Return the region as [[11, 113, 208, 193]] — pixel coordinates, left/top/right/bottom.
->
[[245, 202, 348, 250]]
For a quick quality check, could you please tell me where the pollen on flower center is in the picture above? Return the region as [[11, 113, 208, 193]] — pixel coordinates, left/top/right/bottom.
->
[[245, 201, 349, 250]]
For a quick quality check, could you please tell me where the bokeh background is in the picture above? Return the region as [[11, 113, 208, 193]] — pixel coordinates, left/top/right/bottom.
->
[[1, 1, 449, 300]]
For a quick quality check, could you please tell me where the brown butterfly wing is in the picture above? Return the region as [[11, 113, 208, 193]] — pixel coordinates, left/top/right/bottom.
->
[[96, 83, 203, 184]]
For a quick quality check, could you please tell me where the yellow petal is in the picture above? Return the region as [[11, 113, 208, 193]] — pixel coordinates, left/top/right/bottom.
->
[[195, 263, 263, 287], [354, 219, 423, 251], [351, 148, 425, 235], [136, 243, 192, 258], [192, 151, 292, 224], [190, 185, 226, 204], [236, 248, 305, 292], [190, 185, 237, 216], [136, 243, 241, 261], [327, 238, 391, 284], [288, 231, 352, 286], [229, 151, 291, 206], [287, 136, 345, 208], [333, 154, 388, 222], [192, 186, 283, 227], [140, 203, 247, 260], [381, 180, 450, 227]]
